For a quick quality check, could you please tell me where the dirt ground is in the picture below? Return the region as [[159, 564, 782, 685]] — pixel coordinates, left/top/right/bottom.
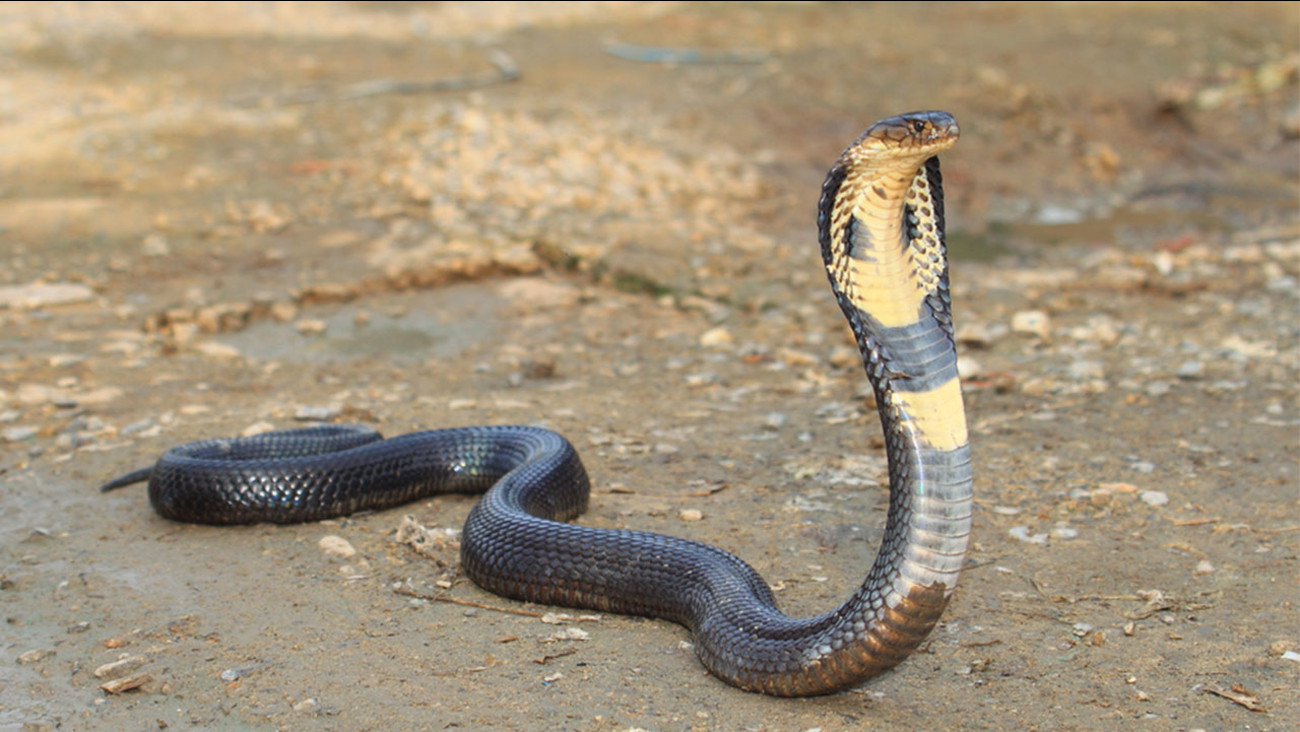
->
[[1, 2, 1297, 730]]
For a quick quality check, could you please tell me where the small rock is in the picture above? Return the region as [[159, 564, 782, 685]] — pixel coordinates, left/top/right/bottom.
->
[[0, 282, 95, 309], [548, 627, 588, 641], [1008, 526, 1048, 545], [1011, 310, 1052, 339], [699, 327, 733, 348], [295, 319, 327, 336], [269, 302, 299, 322], [1145, 381, 1171, 397], [241, 421, 276, 437], [93, 655, 147, 680], [763, 412, 787, 430], [48, 353, 85, 368], [497, 279, 580, 312], [17, 649, 54, 664], [1175, 361, 1203, 380], [318, 535, 357, 558], [1068, 315, 1120, 346], [1194, 560, 1214, 575], [683, 372, 720, 387], [193, 341, 243, 359], [1139, 490, 1169, 507], [679, 509, 703, 522], [957, 355, 984, 380], [826, 345, 857, 368], [141, 233, 171, 257], [75, 387, 123, 406], [2, 426, 38, 442], [1050, 526, 1079, 540], [295, 405, 342, 421], [99, 672, 152, 695], [1035, 204, 1085, 225], [292, 698, 319, 713], [956, 321, 1003, 348], [1066, 360, 1104, 380], [776, 347, 817, 367], [16, 384, 55, 406]]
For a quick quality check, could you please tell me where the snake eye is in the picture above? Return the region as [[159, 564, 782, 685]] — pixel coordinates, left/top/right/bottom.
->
[[912, 120, 927, 134]]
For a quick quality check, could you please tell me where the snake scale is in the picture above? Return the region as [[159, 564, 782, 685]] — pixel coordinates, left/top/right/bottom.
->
[[103, 111, 973, 697]]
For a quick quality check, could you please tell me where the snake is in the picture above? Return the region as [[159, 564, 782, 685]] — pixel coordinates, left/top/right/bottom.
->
[[102, 110, 973, 697]]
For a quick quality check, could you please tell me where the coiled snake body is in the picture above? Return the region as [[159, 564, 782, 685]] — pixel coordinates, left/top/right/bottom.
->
[[104, 111, 973, 697]]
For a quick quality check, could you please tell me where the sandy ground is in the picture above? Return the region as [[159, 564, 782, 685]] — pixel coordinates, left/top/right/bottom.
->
[[1, 2, 1298, 730]]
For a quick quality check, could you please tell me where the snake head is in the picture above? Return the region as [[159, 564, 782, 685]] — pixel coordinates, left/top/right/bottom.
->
[[857, 111, 960, 158]]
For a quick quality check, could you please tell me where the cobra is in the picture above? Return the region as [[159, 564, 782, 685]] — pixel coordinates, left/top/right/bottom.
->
[[103, 111, 973, 697]]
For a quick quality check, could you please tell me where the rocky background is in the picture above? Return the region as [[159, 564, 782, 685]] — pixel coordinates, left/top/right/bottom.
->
[[1, 3, 1297, 730]]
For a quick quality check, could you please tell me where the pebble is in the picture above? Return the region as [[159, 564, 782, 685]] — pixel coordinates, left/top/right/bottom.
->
[[269, 302, 299, 322], [1194, 560, 1214, 575], [1068, 315, 1120, 346], [93, 655, 146, 679], [317, 535, 357, 558], [699, 327, 733, 347], [293, 698, 319, 713], [295, 319, 327, 336], [497, 279, 580, 312], [2, 426, 38, 442], [956, 321, 1006, 348], [679, 508, 703, 522], [17, 649, 54, 664], [48, 353, 85, 368], [1011, 310, 1052, 339], [1145, 381, 1171, 397], [1008, 526, 1048, 545], [1176, 360, 1204, 379], [295, 405, 342, 421], [763, 412, 787, 430], [826, 345, 857, 368], [683, 372, 720, 387], [1035, 204, 1085, 225], [957, 355, 985, 380], [141, 233, 170, 256], [1050, 526, 1079, 540], [241, 421, 276, 437], [1130, 461, 1156, 474], [549, 627, 589, 641], [194, 341, 243, 359], [1139, 490, 1169, 507], [16, 384, 55, 406], [0, 282, 95, 309], [1066, 360, 1104, 380]]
